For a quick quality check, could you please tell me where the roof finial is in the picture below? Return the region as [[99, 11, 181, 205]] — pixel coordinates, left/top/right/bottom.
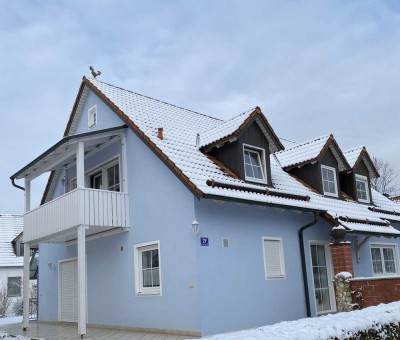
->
[[89, 66, 101, 78]]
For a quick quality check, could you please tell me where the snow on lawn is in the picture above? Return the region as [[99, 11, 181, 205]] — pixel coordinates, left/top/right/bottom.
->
[[0, 316, 22, 325], [0, 316, 31, 339], [202, 302, 400, 340]]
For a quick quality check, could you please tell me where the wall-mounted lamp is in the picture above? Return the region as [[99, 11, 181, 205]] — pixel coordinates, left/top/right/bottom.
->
[[191, 219, 199, 236]]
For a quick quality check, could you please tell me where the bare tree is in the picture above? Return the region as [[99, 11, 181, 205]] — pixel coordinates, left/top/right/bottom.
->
[[0, 287, 12, 318], [371, 157, 399, 195]]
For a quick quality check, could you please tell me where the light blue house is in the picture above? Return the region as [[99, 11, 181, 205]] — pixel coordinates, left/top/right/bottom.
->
[[10, 77, 400, 337]]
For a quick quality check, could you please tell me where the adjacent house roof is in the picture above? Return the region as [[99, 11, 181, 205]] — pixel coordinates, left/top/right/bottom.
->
[[0, 215, 23, 267], [38, 77, 400, 237], [274, 134, 350, 172], [343, 146, 379, 179], [391, 196, 400, 204]]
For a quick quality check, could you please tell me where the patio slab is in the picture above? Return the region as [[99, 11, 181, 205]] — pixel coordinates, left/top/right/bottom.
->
[[0, 321, 197, 340]]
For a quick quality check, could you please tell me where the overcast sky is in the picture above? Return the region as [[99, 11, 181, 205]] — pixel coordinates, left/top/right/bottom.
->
[[1, 0, 400, 213]]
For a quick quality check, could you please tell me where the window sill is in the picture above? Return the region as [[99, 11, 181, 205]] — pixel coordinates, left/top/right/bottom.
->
[[136, 291, 161, 297], [245, 177, 268, 185], [266, 275, 286, 280]]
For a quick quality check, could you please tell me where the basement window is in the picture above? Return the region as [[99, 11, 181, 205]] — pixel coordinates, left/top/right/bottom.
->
[[321, 165, 338, 197], [355, 174, 370, 203], [243, 145, 266, 183]]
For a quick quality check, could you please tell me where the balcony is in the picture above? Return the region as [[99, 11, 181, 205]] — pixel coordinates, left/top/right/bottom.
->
[[24, 188, 129, 244]]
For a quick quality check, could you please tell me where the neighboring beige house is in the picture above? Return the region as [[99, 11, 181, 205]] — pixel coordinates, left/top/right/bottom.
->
[[0, 214, 23, 316]]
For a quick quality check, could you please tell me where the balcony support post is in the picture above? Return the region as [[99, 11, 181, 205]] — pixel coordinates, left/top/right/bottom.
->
[[77, 225, 87, 336], [121, 134, 128, 193], [77, 142, 85, 189], [22, 242, 30, 330], [24, 179, 30, 213]]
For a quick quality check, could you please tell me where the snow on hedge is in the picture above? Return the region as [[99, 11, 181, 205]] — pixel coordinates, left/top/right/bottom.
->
[[0, 331, 30, 340], [202, 302, 400, 340]]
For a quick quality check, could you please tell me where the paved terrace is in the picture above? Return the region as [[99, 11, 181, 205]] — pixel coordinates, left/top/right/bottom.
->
[[0, 321, 197, 340]]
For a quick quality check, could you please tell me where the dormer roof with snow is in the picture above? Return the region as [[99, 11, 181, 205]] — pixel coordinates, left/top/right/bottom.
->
[[274, 134, 350, 172], [343, 146, 379, 179]]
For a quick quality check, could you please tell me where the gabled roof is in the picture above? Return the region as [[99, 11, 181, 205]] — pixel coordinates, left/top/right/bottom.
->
[[274, 134, 350, 172], [199, 107, 284, 153], [343, 146, 379, 179], [37, 77, 400, 237], [0, 215, 23, 267]]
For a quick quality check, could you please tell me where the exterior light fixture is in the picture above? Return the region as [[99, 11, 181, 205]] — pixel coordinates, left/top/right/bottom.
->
[[191, 219, 199, 236]]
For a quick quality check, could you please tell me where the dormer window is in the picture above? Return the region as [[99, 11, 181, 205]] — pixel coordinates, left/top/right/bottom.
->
[[243, 145, 266, 183], [356, 174, 370, 203], [321, 165, 338, 197]]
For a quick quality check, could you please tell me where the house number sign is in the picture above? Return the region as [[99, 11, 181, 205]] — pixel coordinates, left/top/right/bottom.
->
[[200, 237, 209, 246]]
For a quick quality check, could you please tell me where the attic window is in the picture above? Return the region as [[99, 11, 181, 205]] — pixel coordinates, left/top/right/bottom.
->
[[321, 165, 338, 197], [243, 145, 266, 183], [88, 105, 97, 128], [356, 174, 370, 203]]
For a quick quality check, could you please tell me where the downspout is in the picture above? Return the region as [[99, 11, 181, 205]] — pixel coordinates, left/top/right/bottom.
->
[[11, 178, 25, 191], [299, 212, 318, 318]]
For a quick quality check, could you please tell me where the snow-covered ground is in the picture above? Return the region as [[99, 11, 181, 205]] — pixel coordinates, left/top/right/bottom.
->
[[0, 316, 22, 325], [0, 316, 30, 339], [201, 302, 400, 339]]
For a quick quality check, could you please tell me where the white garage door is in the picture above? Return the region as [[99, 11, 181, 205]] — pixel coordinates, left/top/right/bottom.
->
[[59, 259, 78, 322]]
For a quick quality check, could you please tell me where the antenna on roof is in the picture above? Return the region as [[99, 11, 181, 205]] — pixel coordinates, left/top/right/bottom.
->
[[89, 66, 101, 78], [196, 133, 200, 147]]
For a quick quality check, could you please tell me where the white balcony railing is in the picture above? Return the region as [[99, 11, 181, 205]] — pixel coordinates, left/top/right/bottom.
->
[[24, 188, 130, 243]]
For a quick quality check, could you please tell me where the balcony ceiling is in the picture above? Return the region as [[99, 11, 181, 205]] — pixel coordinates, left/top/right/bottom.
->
[[11, 125, 127, 181]]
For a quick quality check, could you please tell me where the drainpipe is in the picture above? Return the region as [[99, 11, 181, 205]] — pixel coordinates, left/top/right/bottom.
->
[[11, 178, 25, 191], [299, 212, 318, 318]]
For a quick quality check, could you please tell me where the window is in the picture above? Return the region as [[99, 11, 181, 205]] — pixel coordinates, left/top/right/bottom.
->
[[7, 277, 21, 297], [355, 174, 370, 203], [88, 159, 120, 192], [370, 244, 398, 275], [135, 242, 161, 295], [243, 145, 266, 183], [321, 165, 338, 197], [263, 238, 285, 279], [88, 105, 97, 128], [17, 242, 24, 257]]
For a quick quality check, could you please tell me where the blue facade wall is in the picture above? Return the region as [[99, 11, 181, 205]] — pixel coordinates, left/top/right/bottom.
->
[[194, 200, 335, 335]]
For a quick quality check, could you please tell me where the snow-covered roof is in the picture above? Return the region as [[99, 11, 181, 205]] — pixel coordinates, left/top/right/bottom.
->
[[0, 215, 23, 267], [343, 146, 379, 179], [44, 77, 400, 237], [274, 134, 350, 172]]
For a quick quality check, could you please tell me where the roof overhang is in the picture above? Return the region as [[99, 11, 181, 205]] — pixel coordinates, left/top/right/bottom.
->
[[11, 125, 127, 181]]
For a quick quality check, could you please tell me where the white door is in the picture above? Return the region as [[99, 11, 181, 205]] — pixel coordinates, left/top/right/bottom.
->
[[310, 243, 335, 314], [59, 259, 78, 322]]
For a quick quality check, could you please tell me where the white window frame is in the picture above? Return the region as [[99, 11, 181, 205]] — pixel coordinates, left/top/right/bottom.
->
[[7, 276, 22, 297], [321, 165, 338, 197], [134, 241, 162, 296], [355, 174, 370, 203], [309, 241, 336, 315], [370, 243, 399, 276], [262, 237, 285, 279], [243, 144, 267, 184], [88, 105, 97, 128]]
